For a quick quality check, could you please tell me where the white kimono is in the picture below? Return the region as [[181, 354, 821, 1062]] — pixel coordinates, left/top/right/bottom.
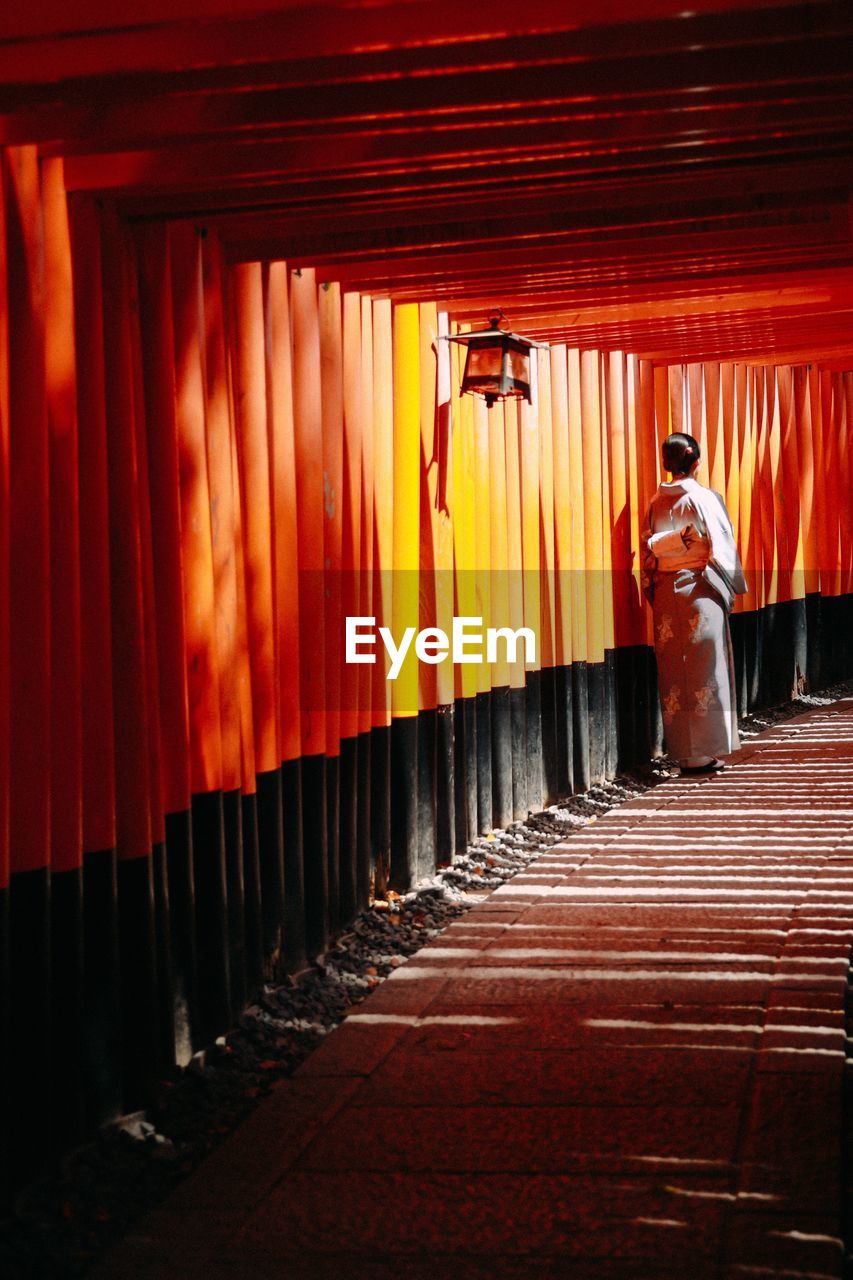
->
[[641, 478, 747, 762]]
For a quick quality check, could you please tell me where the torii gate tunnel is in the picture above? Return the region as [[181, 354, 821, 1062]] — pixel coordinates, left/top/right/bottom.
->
[[1, 0, 852, 1198]]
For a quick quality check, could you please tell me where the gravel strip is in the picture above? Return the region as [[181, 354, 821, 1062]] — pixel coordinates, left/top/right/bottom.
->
[[2, 677, 851, 1279]]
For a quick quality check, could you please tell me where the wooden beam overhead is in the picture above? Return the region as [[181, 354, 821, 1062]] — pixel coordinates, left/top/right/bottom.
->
[[6, 14, 853, 151], [0, 0, 833, 81], [2, 0, 851, 365]]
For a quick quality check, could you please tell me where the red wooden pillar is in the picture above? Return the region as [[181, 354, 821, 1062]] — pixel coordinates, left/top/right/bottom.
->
[[793, 366, 820, 688], [339, 289, 363, 921], [370, 297, 393, 879], [204, 236, 257, 1005], [390, 302, 422, 870], [520, 371, 544, 809], [606, 351, 633, 772], [290, 266, 329, 954], [99, 202, 162, 1106], [67, 192, 122, 1127], [231, 259, 284, 960], [123, 235, 177, 1077], [230, 353, 262, 968], [265, 259, 305, 970], [42, 156, 86, 1147], [835, 374, 852, 678], [550, 342, 574, 795], [777, 364, 807, 692], [5, 145, 53, 1181], [537, 348, 558, 803], [319, 280, 344, 924], [580, 348, 606, 784], [358, 296, 378, 891], [0, 149, 8, 1203], [135, 223, 199, 1062], [746, 369, 766, 701], [170, 222, 231, 1044], [598, 353, 617, 779]]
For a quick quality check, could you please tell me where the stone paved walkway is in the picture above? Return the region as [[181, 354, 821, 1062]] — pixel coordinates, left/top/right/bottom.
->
[[93, 701, 853, 1280]]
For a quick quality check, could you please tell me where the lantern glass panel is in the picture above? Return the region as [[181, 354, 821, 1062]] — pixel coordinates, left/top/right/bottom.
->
[[506, 346, 530, 382], [465, 344, 505, 382]]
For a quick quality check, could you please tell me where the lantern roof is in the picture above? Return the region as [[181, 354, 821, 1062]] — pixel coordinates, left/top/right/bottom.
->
[[444, 314, 549, 349], [446, 325, 549, 349]]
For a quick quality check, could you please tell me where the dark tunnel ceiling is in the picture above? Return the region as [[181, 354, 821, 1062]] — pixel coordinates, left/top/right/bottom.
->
[[3, 0, 853, 366]]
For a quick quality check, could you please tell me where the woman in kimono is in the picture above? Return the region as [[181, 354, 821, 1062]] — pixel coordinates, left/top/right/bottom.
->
[[641, 432, 747, 774]]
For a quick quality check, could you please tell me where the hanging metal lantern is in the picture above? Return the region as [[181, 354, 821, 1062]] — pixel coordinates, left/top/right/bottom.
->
[[444, 310, 548, 409]]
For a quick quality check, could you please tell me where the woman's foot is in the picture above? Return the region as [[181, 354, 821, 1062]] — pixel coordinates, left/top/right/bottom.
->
[[680, 758, 725, 775]]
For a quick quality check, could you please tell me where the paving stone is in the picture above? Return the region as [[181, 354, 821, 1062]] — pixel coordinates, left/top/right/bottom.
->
[[358, 1046, 752, 1108], [735, 1072, 843, 1214], [424, 970, 772, 1007], [289, 1018, 411, 1077], [724, 1210, 845, 1276], [764, 1006, 845, 1029], [377, 1001, 764, 1055], [164, 1077, 365, 1209], [294, 1102, 742, 1173], [197, 1254, 719, 1280], [345, 969, 451, 1015], [767, 988, 842, 1010], [234, 1170, 727, 1263]]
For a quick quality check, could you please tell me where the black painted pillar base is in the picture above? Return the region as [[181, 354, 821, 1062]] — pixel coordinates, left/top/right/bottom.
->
[[456, 696, 477, 847], [338, 738, 359, 928], [571, 661, 590, 793], [524, 669, 543, 812], [390, 716, 418, 890], [759, 601, 794, 706], [804, 591, 823, 692], [747, 607, 762, 710], [51, 865, 86, 1152], [82, 849, 122, 1128], [642, 644, 657, 765], [587, 661, 606, 784], [8, 866, 52, 1190], [490, 685, 513, 829], [790, 595, 808, 696], [164, 810, 198, 1066], [822, 593, 853, 684], [0, 884, 7, 1207], [325, 755, 340, 936], [222, 790, 246, 1021], [190, 791, 231, 1049], [151, 842, 176, 1075], [301, 753, 329, 959], [355, 735, 372, 912], [614, 648, 636, 772], [280, 757, 306, 974], [730, 610, 749, 720], [604, 649, 618, 778], [509, 685, 528, 819], [256, 768, 284, 958], [475, 691, 493, 833], [116, 854, 160, 1111], [240, 792, 264, 993], [435, 704, 455, 864], [416, 710, 437, 879], [539, 666, 558, 806], [553, 666, 573, 798], [370, 726, 391, 893]]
